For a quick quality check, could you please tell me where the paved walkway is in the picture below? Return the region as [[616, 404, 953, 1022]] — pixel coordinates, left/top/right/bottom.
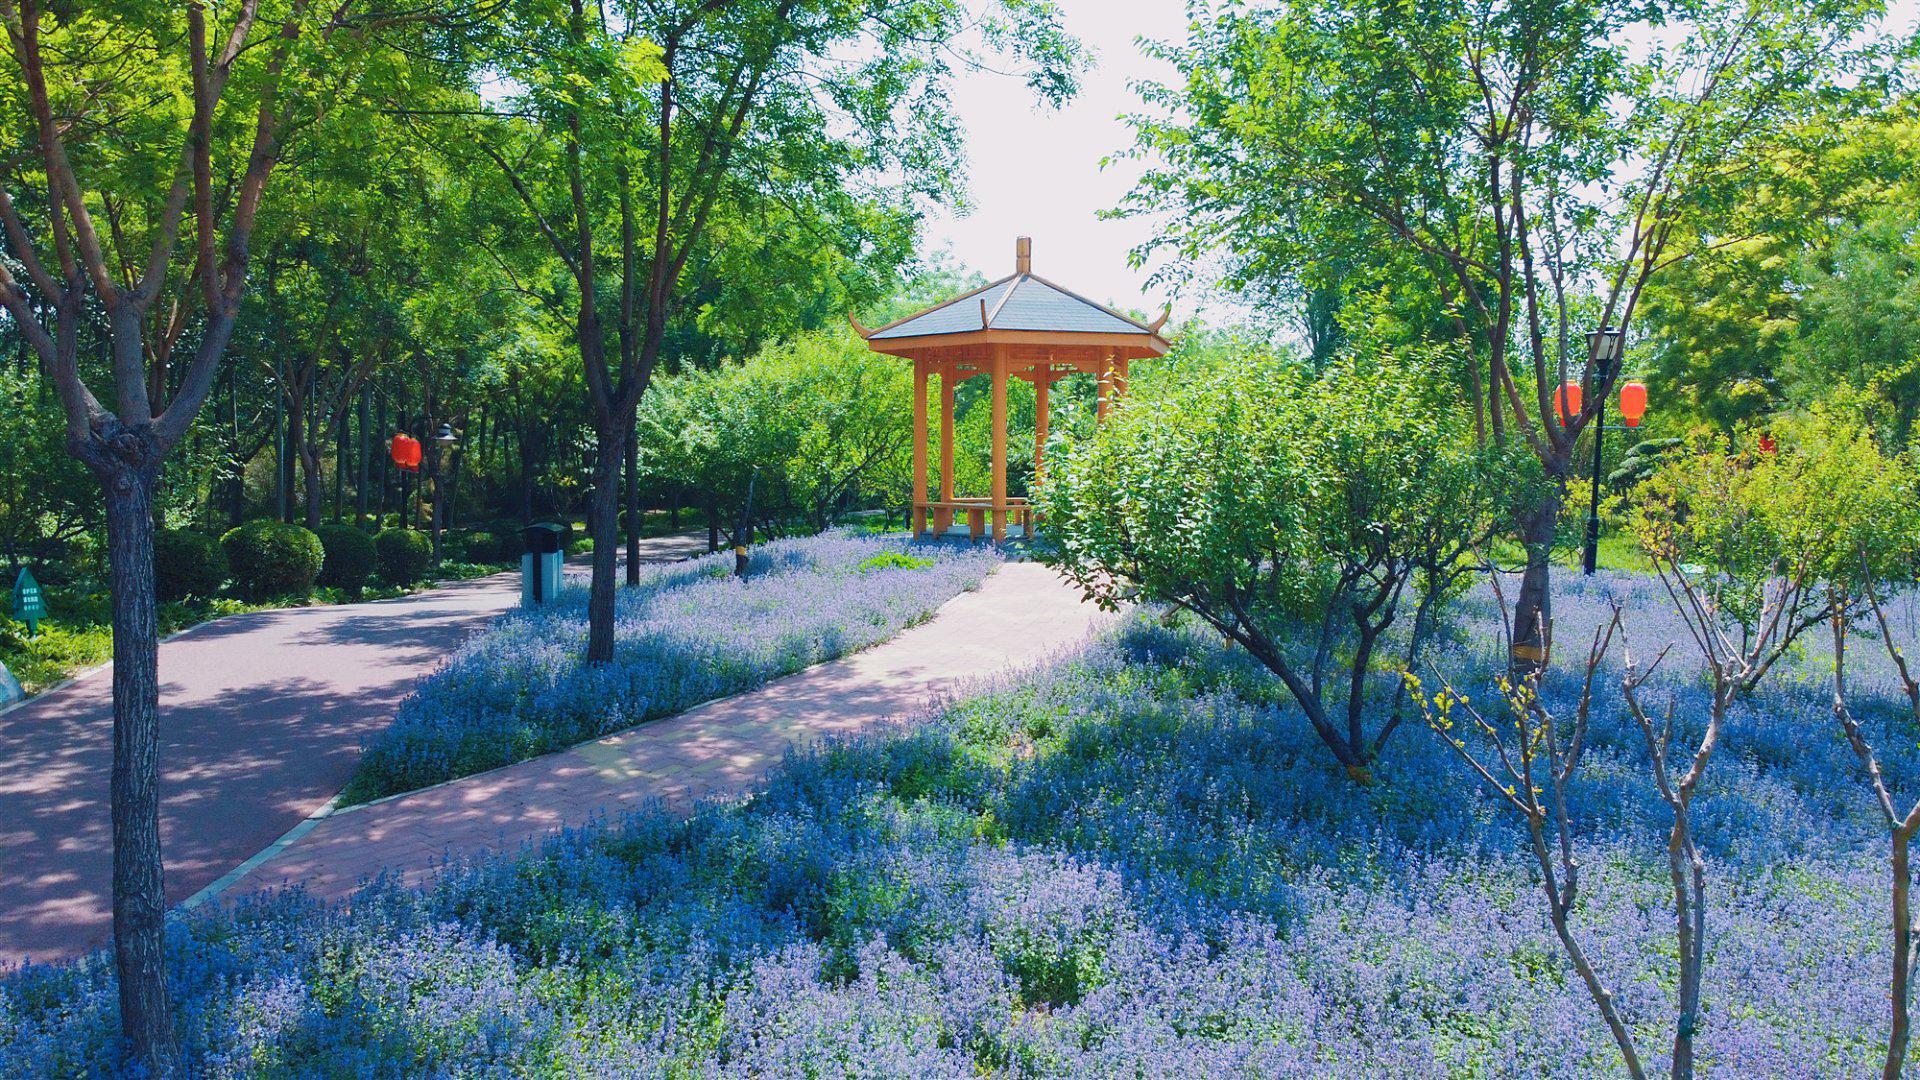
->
[[224, 561, 1111, 904], [0, 532, 708, 966]]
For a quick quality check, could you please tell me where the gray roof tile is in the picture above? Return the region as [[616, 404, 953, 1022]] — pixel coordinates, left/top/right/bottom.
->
[[870, 275, 1149, 339]]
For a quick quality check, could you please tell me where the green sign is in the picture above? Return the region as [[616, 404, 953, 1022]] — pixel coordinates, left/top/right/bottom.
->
[[11, 566, 45, 635]]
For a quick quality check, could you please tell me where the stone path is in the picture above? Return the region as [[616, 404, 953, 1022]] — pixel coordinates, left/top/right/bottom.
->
[[0, 532, 709, 966], [223, 561, 1110, 904]]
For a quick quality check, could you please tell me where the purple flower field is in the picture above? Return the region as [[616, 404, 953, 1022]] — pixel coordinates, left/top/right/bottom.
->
[[3, 569, 1917, 1076], [338, 532, 999, 803]]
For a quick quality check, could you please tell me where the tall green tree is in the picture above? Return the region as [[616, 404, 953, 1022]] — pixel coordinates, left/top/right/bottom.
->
[[1121, 0, 1905, 673], [439, 0, 1081, 663], [0, 2, 450, 1068], [1638, 111, 1920, 438]]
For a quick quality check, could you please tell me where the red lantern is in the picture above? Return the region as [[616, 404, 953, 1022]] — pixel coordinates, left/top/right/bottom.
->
[[390, 433, 422, 472], [1556, 382, 1583, 425], [1758, 433, 1776, 455], [1617, 381, 1647, 428]]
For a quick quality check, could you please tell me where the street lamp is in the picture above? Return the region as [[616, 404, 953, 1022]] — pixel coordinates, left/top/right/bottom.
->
[[428, 421, 459, 561], [1582, 326, 1626, 576]]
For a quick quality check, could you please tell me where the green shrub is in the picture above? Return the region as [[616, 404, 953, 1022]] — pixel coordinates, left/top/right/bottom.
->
[[220, 520, 324, 599], [442, 528, 510, 564], [153, 529, 227, 601], [313, 522, 377, 591], [374, 528, 433, 586], [857, 551, 934, 573], [471, 520, 523, 563]]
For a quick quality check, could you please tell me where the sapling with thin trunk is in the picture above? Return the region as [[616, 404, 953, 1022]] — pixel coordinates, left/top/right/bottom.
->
[[1832, 582, 1920, 1079], [1411, 612, 1647, 1078]]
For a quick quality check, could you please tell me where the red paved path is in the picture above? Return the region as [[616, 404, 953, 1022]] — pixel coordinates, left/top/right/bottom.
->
[[226, 561, 1110, 904], [0, 533, 707, 966]]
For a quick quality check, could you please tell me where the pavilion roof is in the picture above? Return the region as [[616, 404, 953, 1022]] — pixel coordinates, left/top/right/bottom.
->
[[867, 265, 1159, 341]]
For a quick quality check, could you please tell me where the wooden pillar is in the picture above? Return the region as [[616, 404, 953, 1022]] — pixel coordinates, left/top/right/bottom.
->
[[912, 357, 928, 537], [1033, 366, 1050, 481], [938, 362, 956, 533], [1096, 356, 1112, 422], [990, 347, 1008, 543], [1115, 356, 1130, 403]]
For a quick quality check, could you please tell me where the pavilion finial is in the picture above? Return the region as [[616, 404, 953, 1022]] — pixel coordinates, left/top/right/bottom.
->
[[1015, 236, 1032, 275]]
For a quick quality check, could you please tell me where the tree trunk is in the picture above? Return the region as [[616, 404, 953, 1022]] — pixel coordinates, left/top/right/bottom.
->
[[586, 426, 623, 663], [518, 418, 537, 524], [333, 407, 346, 522], [226, 375, 245, 528], [376, 393, 389, 525], [101, 463, 177, 1073], [1510, 472, 1566, 679], [1889, 828, 1913, 1080], [357, 388, 369, 522], [624, 414, 641, 585], [445, 438, 465, 534], [398, 409, 412, 529], [1668, 813, 1705, 1080], [734, 468, 758, 579], [706, 496, 720, 553], [299, 435, 322, 531], [273, 389, 287, 522]]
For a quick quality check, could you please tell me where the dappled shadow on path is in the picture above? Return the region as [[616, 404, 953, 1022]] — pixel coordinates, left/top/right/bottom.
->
[[0, 574, 522, 966]]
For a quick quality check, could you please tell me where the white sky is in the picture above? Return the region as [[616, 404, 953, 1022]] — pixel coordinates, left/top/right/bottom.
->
[[918, 0, 1195, 320], [922, 0, 1920, 324]]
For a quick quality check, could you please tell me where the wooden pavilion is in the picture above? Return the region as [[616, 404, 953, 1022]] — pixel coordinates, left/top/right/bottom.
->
[[852, 237, 1170, 542]]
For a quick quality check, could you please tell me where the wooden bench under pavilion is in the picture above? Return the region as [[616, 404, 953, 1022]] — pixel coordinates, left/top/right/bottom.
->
[[852, 237, 1170, 542]]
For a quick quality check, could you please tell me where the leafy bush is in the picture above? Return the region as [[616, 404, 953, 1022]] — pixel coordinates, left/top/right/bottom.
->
[[461, 524, 522, 564], [341, 532, 999, 803], [374, 528, 432, 586], [313, 523, 377, 592], [1041, 350, 1539, 776], [0, 616, 110, 694], [219, 520, 323, 599], [152, 529, 227, 601], [858, 551, 934, 572]]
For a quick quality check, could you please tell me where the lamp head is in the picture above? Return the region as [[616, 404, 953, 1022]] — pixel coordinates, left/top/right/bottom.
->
[[1587, 326, 1624, 365]]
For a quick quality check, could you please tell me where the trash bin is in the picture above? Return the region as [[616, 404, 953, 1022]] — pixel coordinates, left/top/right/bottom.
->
[[521, 523, 565, 606]]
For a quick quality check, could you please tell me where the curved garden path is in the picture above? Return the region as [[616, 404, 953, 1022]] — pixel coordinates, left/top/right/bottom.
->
[[0, 532, 709, 967], [218, 561, 1111, 907]]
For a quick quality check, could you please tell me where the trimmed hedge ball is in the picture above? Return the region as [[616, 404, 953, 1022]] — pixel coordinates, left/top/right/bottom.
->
[[374, 528, 433, 586], [314, 522, 377, 591], [220, 520, 324, 599], [153, 529, 228, 602]]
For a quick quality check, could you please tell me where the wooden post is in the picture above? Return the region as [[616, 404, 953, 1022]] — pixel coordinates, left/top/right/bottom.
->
[[938, 361, 956, 534], [1115, 356, 1130, 404], [990, 347, 1008, 543], [1096, 356, 1112, 422], [1033, 366, 1050, 480], [912, 357, 929, 537]]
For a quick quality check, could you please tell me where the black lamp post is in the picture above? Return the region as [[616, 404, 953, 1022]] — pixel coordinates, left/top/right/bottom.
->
[[1582, 326, 1625, 576], [428, 421, 458, 561]]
